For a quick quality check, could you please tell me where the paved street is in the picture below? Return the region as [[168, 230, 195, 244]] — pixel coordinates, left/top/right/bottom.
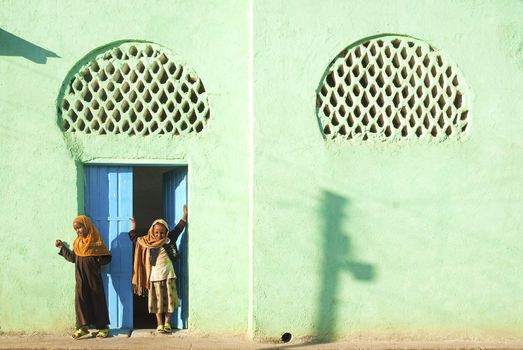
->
[[1, 331, 522, 350]]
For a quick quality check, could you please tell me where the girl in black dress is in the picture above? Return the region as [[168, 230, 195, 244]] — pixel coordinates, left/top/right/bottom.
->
[[55, 215, 111, 339]]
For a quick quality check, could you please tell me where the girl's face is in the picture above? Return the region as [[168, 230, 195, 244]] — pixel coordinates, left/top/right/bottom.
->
[[153, 223, 167, 240], [73, 222, 89, 237]]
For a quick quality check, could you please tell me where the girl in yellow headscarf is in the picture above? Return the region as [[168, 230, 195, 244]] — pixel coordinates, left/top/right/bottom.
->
[[55, 215, 112, 339]]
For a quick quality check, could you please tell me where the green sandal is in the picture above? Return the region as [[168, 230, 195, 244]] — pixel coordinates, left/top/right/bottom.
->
[[156, 325, 165, 333], [72, 328, 89, 339], [163, 323, 172, 333], [96, 328, 109, 338]]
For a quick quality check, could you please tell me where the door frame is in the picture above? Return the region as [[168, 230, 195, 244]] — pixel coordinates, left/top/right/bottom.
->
[[81, 160, 189, 330]]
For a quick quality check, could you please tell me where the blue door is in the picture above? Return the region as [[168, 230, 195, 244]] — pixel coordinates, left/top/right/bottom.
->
[[163, 169, 188, 329], [85, 166, 133, 330]]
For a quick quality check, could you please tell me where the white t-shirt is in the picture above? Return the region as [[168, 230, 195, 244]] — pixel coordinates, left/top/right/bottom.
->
[[149, 241, 176, 282]]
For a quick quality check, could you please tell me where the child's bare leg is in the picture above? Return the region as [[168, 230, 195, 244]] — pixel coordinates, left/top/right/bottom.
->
[[155, 313, 163, 327], [164, 312, 171, 325]]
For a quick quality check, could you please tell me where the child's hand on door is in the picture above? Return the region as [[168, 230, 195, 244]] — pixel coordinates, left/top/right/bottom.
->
[[182, 205, 188, 221]]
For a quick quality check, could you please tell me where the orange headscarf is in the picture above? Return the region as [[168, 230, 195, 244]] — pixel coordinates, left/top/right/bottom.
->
[[72, 215, 110, 257], [132, 219, 169, 296]]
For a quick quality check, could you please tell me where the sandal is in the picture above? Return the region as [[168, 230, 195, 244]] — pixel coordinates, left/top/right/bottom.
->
[[96, 328, 109, 338], [156, 325, 165, 333], [163, 323, 172, 333], [72, 328, 89, 339]]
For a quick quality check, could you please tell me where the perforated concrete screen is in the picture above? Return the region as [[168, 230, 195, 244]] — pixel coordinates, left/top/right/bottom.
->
[[60, 43, 210, 136], [317, 36, 470, 141]]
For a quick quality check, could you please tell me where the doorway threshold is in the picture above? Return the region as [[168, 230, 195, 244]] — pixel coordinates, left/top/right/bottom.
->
[[130, 329, 189, 338], [109, 328, 132, 337]]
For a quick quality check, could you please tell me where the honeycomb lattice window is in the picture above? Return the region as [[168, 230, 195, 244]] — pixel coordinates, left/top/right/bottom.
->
[[60, 43, 210, 136], [316, 36, 470, 141]]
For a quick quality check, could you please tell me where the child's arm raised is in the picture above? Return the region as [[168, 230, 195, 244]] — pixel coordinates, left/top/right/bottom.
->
[[55, 239, 75, 263], [168, 205, 188, 241], [128, 217, 147, 242]]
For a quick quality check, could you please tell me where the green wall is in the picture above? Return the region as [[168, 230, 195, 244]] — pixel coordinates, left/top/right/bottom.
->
[[1, 0, 522, 341], [0, 0, 249, 334], [252, 0, 523, 340]]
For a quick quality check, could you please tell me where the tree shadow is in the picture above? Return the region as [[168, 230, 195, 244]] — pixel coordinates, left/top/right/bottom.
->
[[0, 28, 59, 63]]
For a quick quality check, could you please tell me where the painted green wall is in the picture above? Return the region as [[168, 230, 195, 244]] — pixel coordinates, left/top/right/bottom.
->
[[0, 0, 248, 333], [1, 0, 522, 341], [253, 0, 523, 340]]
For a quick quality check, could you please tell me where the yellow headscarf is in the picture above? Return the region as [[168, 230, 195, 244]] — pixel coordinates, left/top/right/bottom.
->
[[132, 219, 169, 296], [72, 215, 110, 257]]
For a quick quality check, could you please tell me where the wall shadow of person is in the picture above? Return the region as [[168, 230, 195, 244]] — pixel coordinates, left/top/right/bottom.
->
[[173, 222, 188, 329], [317, 191, 376, 339], [100, 229, 133, 334], [277, 190, 377, 349]]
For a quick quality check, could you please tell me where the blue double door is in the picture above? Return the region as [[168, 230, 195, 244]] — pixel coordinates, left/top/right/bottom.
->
[[84, 165, 188, 330]]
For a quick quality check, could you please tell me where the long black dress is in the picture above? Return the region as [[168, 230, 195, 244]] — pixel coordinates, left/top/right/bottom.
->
[[59, 247, 111, 329]]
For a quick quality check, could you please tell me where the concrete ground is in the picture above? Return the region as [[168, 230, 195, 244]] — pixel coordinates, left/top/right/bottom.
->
[[1, 330, 523, 350]]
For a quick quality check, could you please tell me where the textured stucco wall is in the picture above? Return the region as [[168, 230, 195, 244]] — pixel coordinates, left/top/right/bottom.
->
[[252, 0, 523, 340], [1, 0, 522, 341], [0, 0, 248, 333]]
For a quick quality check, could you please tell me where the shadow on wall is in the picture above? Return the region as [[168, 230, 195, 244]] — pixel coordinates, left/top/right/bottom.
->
[[110, 231, 133, 329], [0, 28, 59, 63], [278, 190, 376, 349], [314, 190, 376, 340]]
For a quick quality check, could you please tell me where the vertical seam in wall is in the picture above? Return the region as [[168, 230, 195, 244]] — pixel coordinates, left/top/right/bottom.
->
[[247, 0, 254, 339]]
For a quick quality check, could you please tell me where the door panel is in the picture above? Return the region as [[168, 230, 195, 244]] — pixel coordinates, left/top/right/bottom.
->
[[85, 166, 133, 329], [163, 168, 188, 329]]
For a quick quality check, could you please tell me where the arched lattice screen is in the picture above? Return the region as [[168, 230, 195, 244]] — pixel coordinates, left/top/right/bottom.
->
[[317, 36, 469, 141], [60, 42, 210, 136]]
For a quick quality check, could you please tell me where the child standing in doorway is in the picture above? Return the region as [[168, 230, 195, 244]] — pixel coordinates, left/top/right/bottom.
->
[[55, 215, 112, 339], [129, 205, 188, 333]]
